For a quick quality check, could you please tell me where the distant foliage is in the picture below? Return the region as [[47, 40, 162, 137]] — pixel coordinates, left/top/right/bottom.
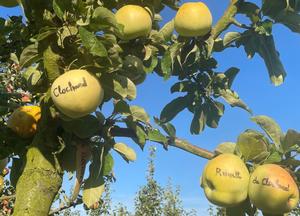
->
[[134, 146, 196, 216]]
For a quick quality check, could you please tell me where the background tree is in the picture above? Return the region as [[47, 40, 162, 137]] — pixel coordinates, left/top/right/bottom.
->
[[134, 146, 163, 216], [0, 0, 300, 215]]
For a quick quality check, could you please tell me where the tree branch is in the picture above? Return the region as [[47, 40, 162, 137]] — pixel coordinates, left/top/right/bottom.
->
[[210, 0, 240, 39], [170, 138, 215, 159], [48, 199, 83, 216], [110, 127, 215, 160]]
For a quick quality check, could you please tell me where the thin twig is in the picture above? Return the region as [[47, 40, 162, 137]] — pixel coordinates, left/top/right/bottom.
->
[[48, 199, 83, 216]]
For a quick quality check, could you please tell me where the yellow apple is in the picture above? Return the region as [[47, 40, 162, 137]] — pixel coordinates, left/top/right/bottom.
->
[[115, 5, 152, 40], [0, 176, 4, 193], [248, 164, 299, 214], [201, 153, 250, 207], [174, 2, 212, 37], [7, 106, 41, 138], [51, 69, 104, 119]]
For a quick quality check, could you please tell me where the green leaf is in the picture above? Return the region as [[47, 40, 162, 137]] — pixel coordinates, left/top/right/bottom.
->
[[275, 10, 300, 33], [91, 7, 119, 31], [262, 0, 300, 33], [23, 64, 42, 86], [113, 100, 130, 114], [36, 27, 57, 41], [237, 130, 270, 162], [226, 198, 256, 216], [224, 67, 239, 88], [215, 142, 236, 154], [19, 43, 41, 69], [43, 43, 63, 82], [282, 157, 300, 167], [161, 43, 183, 80], [83, 177, 105, 209], [190, 107, 206, 134], [129, 106, 150, 123], [161, 122, 176, 137], [160, 96, 188, 123], [147, 128, 168, 144], [10, 158, 24, 188], [159, 19, 174, 41], [125, 120, 147, 149], [113, 75, 137, 100], [226, 207, 246, 216], [263, 151, 282, 164], [251, 115, 283, 150], [257, 35, 286, 86], [10, 53, 19, 64], [95, 111, 105, 125], [170, 81, 194, 93], [238, 31, 286, 86], [102, 153, 114, 176], [62, 115, 99, 139], [161, 49, 172, 80], [282, 129, 300, 151], [144, 56, 158, 73], [57, 25, 78, 48], [203, 101, 224, 129], [79, 27, 107, 57], [220, 89, 252, 114], [237, 1, 260, 23], [113, 143, 137, 162], [53, 0, 68, 20], [223, 32, 241, 47]]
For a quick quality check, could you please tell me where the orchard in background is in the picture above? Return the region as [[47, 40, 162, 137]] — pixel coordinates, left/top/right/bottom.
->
[[0, 0, 300, 215]]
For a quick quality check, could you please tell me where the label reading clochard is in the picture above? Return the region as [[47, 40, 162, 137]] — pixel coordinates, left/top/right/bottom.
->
[[52, 77, 88, 97], [252, 176, 290, 192]]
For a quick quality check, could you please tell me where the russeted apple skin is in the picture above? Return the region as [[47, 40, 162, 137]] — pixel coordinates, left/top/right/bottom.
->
[[115, 5, 152, 40], [249, 164, 299, 214], [201, 153, 250, 207], [174, 2, 212, 37]]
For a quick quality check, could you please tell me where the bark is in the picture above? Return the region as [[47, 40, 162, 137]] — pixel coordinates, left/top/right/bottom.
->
[[13, 134, 63, 216]]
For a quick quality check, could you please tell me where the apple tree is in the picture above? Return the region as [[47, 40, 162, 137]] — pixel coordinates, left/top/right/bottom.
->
[[0, 0, 300, 215]]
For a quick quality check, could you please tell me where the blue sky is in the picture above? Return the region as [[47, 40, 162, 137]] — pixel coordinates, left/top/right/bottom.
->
[[1, 0, 300, 215]]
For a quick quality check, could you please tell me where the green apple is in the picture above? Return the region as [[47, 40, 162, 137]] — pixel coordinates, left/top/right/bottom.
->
[[115, 5, 152, 40], [174, 2, 212, 37], [51, 69, 104, 119], [201, 153, 250, 207], [249, 164, 299, 214]]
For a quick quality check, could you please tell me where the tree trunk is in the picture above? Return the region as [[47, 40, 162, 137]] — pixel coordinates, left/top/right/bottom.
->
[[13, 134, 63, 216]]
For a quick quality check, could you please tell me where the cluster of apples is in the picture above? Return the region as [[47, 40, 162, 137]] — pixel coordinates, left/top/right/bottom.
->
[[50, 2, 213, 119], [1, 1, 214, 120], [201, 153, 299, 214], [115, 2, 212, 39]]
